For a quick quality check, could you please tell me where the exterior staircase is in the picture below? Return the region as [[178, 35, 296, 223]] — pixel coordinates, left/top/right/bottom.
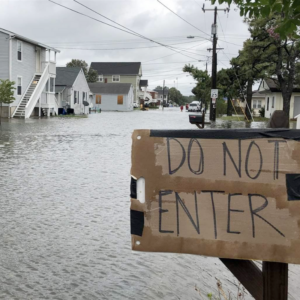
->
[[13, 75, 41, 118]]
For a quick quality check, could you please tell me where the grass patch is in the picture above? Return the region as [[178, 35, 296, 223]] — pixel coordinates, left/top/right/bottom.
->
[[148, 106, 160, 109], [219, 115, 268, 122]]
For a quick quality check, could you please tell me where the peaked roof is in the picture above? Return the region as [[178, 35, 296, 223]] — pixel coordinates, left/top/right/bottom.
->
[[90, 62, 141, 75], [55, 67, 82, 87], [253, 90, 266, 97], [262, 78, 300, 93], [88, 83, 132, 94], [0, 28, 60, 52]]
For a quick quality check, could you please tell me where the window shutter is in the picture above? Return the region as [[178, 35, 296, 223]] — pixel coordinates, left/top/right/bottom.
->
[[96, 95, 101, 104], [117, 95, 123, 105]]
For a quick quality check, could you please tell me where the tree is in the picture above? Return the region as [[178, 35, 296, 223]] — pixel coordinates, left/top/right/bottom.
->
[[155, 86, 163, 90], [66, 59, 88, 75], [0, 79, 15, 124], [87, 68, 98, 83], [211, 0, 300, 39], [247, 15, 300, 119], [183, 65, 211, 109], [66, 59, 99, 83], [217, 68, 239, 116], [168, 87, 186, 105]]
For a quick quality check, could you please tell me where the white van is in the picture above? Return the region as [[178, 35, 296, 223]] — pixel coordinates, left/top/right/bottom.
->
[[188, 101, 201, 112]]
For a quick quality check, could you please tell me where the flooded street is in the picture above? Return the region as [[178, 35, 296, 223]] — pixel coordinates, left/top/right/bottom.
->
[[0, 108, 299, 300]]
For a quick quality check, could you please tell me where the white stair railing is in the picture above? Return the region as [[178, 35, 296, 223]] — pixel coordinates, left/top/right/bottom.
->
[[11, 74, 36, 118], [25, 63, 50, 118]]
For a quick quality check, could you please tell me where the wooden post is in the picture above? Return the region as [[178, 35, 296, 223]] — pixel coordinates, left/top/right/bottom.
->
[[263, 262, 288, 300], [220, 259, 263, 300]]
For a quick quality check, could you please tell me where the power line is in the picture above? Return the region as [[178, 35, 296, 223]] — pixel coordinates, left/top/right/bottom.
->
[[157, 0, 210, 37], [72, 0, 201, 60], [48, 0, 200, 61], [158, 0, 243, 47], [143, 40, 209, 63]]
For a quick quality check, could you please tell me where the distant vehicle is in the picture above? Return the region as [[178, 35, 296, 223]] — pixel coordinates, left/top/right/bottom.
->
[[133, 103, 139, 108], [188, 101, 201, 112]]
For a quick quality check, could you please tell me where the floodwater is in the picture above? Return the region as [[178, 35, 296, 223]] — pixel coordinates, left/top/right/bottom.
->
[[0, 108, 298, 300]]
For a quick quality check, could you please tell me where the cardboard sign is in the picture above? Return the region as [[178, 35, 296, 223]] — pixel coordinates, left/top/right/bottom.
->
[[130, 129, 300, 264]]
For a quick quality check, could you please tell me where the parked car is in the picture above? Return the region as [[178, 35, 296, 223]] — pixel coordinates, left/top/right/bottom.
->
[[188, 101, 201, 112]]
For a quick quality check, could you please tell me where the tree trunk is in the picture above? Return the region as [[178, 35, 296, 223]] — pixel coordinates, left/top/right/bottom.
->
[[227, 97, 233, 116], [245, 79, 253, 120]]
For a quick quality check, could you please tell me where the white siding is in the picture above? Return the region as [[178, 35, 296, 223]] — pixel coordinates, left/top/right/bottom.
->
[[91, 86, 134, 112], [71, 70, 90, 114], [11, 38, 38, 107], [0, 31, 9, 80]]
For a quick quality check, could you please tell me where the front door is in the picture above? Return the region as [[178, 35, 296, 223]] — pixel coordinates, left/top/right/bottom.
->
[[36, 48, 41, 73], [105, 78, 107, 83], [294, 96, 300, 118]]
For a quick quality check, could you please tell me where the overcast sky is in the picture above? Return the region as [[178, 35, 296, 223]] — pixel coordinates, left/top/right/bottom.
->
[[0, 0, 250, 95]]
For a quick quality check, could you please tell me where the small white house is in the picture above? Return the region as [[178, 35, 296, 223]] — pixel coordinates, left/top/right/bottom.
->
[[0, 28, 60, 118], [258, 78, 300, 119], [88, 83, 134, 112], [55, 67, 90, 115], [251, 91, 266, 116]]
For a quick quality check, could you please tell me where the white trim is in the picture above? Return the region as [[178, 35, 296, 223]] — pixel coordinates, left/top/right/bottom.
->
[[17, 40, 22, 62], [17, 76, 22, 95], [112, 75, 120, 82]]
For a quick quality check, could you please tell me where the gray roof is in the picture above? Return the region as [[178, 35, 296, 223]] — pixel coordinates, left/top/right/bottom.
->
[[55, 67, 82, 87], [55, 86, 66, 93], [88, 83, 132, 94], [90, 62, 141, 75], [264, 78, 300, 93], [0, 28, 60, 52]]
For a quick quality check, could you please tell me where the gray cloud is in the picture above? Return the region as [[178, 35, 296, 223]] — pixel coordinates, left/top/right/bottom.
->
[[0, 0, 250, 95]]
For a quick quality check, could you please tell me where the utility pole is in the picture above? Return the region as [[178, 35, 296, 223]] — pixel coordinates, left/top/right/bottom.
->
[[203, 5, 228, 121]]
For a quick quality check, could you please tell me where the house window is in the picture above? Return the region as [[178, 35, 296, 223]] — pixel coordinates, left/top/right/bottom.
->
[[98, 75, 103, 82], [17, 77, 22, 95], [272, 96, 275, 108], [253, 100, 257, 109], [267, 97, 269, 110], [257, 100, 262, 108], [112, 75, 120, 82], [74, 91, 78, 104], [96, 95, 101, 104], [17, 40, 22, 61], [83, 92, 86, 102], [117, 95, 123, 105], [50, 78, 55, 93]]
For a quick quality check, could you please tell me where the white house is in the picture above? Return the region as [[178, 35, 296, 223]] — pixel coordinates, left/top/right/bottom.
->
[[251, 90, 266, 116], [154, 87, 169, 104], [0, 28, 60, 118], [55, 67, 90, 115], [88, 83, 134, 112], [258, 78, 300, 119]]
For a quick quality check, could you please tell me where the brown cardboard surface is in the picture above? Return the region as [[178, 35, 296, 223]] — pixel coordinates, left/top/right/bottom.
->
[[130, 130, 300, 264]]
